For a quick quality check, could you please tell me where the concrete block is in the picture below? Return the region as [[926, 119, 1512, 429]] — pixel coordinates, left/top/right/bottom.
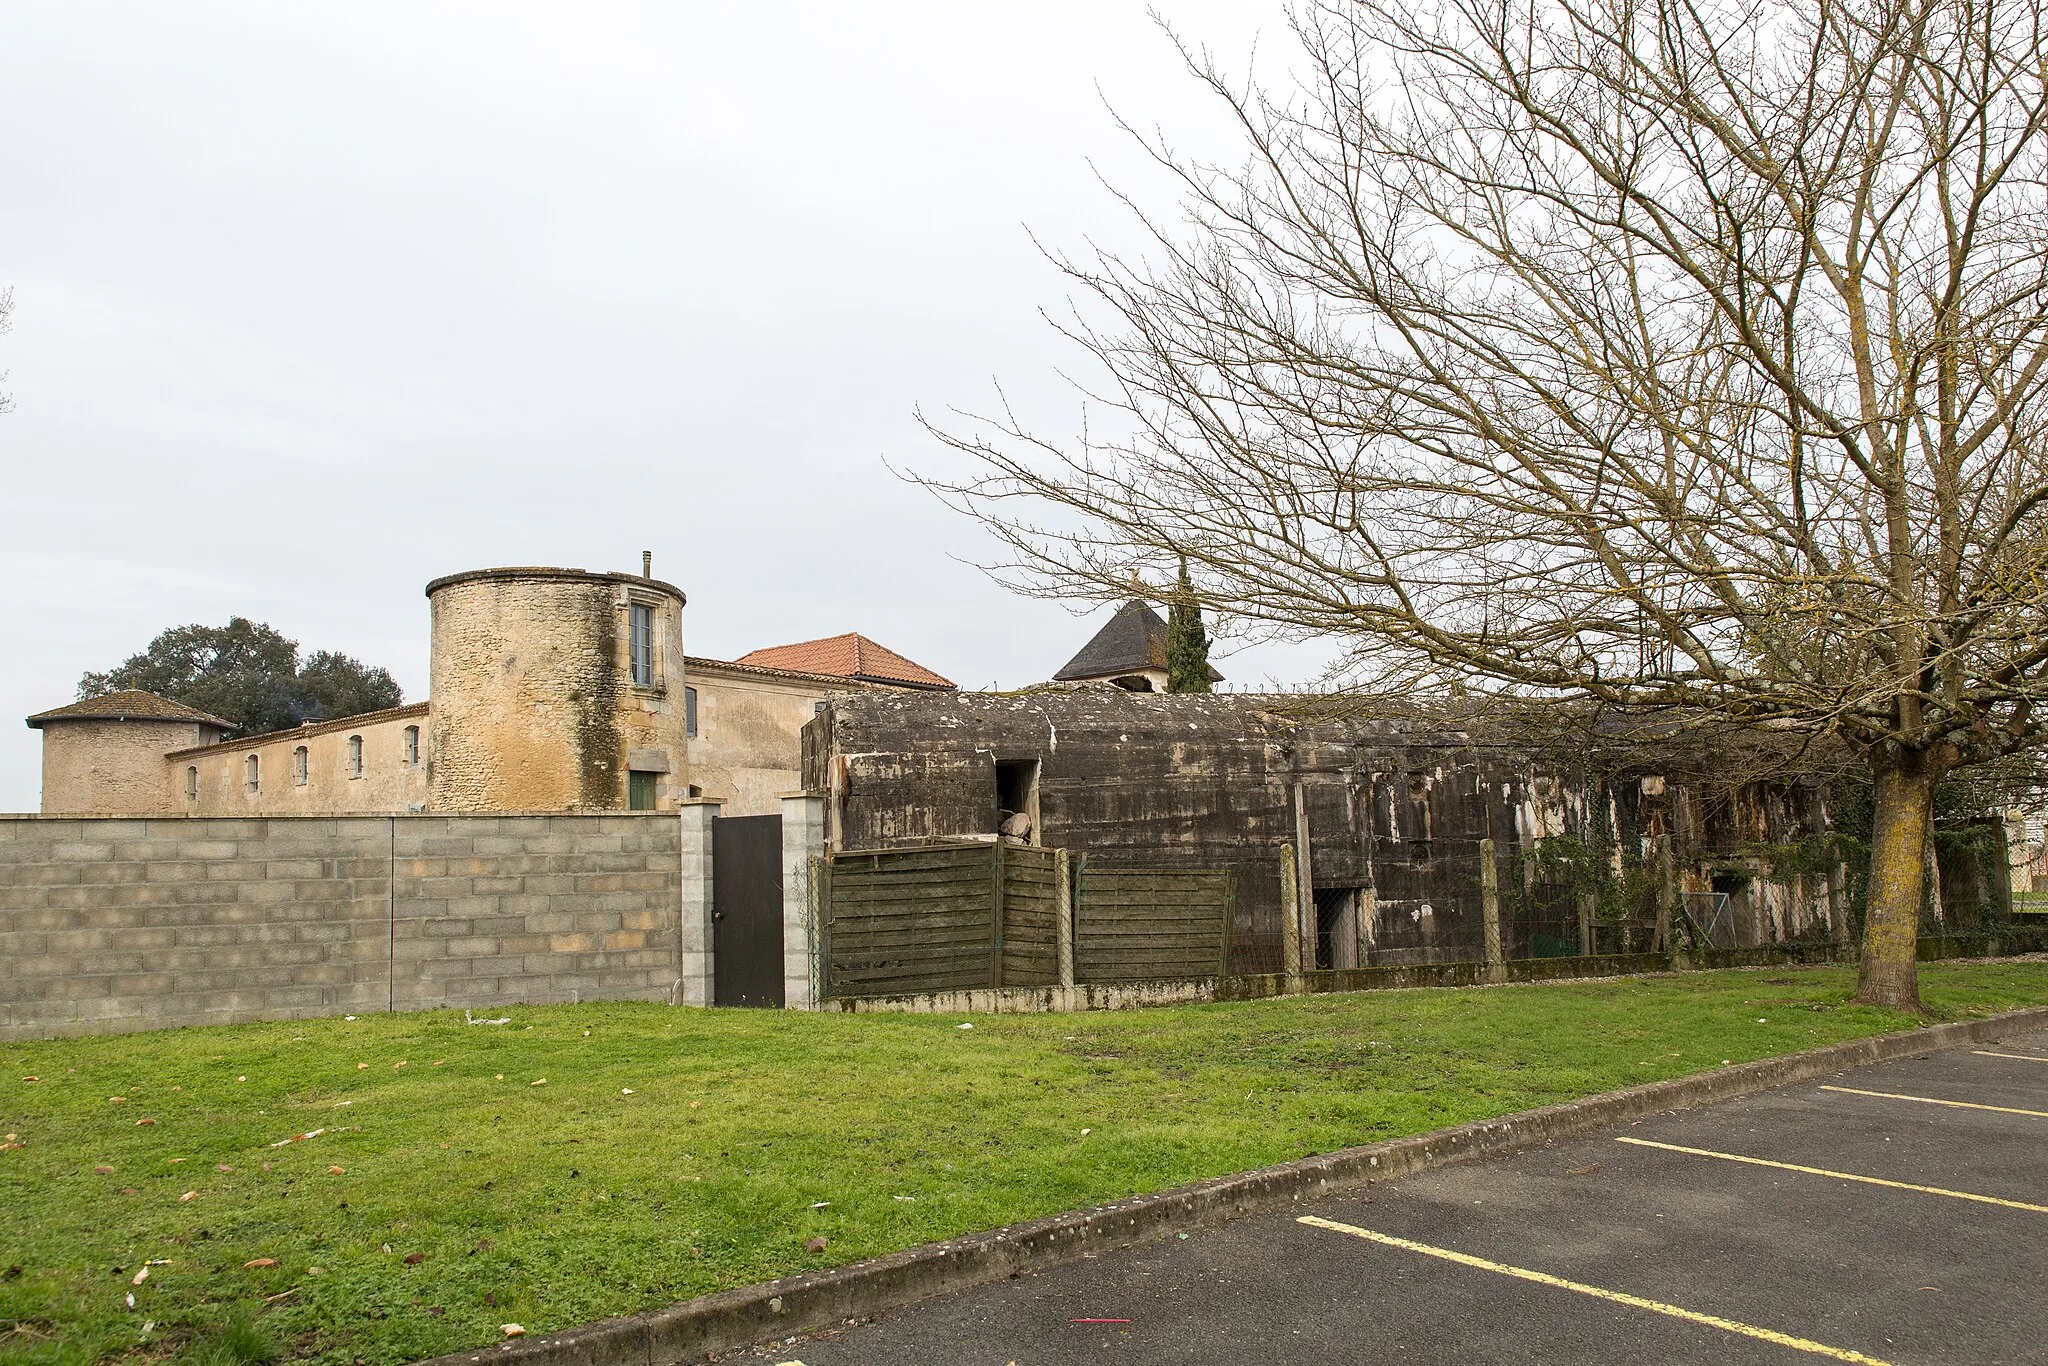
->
[[391, 937, 442, 963], [78, 862, 149, 885], [416, 918, 475, 939], [471, 915, 531, 936], [109, 973, 178, 996]]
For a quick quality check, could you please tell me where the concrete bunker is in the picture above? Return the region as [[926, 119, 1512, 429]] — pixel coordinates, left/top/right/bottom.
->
[[804, 690, 1857, 973]]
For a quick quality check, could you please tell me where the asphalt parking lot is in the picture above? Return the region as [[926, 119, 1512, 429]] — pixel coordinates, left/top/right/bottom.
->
[[738, 1029, 2048, 1365]]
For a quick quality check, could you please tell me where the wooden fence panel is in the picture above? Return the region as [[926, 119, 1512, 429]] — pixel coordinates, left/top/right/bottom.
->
[[826, 844, 998, 996], [1000, 846, 1062, 987], [1075, 868, 1234, 982]]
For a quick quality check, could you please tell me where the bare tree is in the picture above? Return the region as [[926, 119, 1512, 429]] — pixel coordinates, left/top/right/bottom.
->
[[0, 287, 13, 416], [922, 0, 2048, 1010]]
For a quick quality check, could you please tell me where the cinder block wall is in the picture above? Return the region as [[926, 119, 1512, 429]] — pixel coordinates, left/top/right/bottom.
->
[[0, 813, 681, 1040], [391, 816, 679, 1011]]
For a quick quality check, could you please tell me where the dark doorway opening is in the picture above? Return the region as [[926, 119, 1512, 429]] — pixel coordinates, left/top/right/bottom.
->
[[995, 758, 1041, 844], [1314, 886, 1363, 969], [713, 814, 784, 1006]]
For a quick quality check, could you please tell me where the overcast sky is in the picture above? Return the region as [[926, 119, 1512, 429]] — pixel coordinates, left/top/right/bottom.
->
[[0, 1, 1336, 811]]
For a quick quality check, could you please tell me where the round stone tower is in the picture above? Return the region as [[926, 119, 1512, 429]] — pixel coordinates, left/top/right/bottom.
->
[[424, 565, 687, 812], [26, 691, 235, 814]]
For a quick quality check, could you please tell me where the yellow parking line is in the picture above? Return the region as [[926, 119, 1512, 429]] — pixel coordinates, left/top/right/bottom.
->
[[1974, 1050, 2048, 1063], [1297, 1215, 1889, 1364], [1820, 1085, 2048, 1118], [1614, 1137, 2048, 1213]]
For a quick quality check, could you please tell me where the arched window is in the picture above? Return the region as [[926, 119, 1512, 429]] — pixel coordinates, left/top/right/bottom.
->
[[185, 766, 198, 801], [402, 725, 420, 767], [347, 735, 364, 778], [293, 746, 309, 786], [245, 754, 260, 790]]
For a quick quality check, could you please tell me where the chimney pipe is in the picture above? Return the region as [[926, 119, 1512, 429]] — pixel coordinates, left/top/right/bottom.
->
[[642, 550, 652, 578]]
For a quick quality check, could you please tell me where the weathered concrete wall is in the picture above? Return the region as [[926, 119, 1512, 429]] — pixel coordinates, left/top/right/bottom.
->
[[0, 813, 681, 1040], [38, 718, 212, 815], [427, 568, 687, 813], [168, 704, 430, 815], [807, 693, 1837, 973]]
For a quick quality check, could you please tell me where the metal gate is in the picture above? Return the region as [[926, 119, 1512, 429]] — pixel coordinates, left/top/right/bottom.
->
[[713, 814, 784, 1007]]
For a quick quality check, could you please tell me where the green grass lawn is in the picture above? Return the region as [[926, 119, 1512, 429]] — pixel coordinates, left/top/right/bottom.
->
[[6, 961, 2046, 1365]]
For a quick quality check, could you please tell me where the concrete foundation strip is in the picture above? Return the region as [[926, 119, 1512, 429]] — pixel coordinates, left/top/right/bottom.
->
[[414, 1005, 2048, 1366]]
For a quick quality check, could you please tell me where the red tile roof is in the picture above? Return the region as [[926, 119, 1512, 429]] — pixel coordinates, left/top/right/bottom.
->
[[26, 690, 236, 731], [734, 633, 954, 690]]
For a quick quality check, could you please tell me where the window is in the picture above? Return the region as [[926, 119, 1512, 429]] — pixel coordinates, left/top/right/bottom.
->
[[628, 770, 658, 811], [630, 602, 655, 686], [292, 746, 309, 786], [347, 734, 364, 778], [814, 701, 827, 717], [246, 754, 261, 790], [403, 725, 420, 766], [685, 685, 698, 737], [185, 766, 198, 801]]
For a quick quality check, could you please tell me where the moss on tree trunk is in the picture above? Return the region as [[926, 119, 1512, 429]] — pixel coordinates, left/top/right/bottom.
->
[[1856, 756, 1941, 1012]]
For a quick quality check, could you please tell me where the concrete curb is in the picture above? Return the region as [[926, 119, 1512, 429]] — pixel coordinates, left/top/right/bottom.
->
[[417, 1004, 2048, 1366]]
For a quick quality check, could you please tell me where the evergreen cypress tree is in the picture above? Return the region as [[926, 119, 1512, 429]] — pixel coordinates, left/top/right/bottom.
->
[[1166, 559, 1213, 693]]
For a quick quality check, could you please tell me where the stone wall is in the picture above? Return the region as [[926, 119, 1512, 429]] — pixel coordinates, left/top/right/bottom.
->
[[0, 812, 682, 1040], [38, 717, 214, 815], [168, 704, 430, 815], [685, 660, 841, 816]]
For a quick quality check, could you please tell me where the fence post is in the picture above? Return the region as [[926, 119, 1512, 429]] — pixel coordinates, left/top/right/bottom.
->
[[1055, 848, 1075, 990], [1480, 836, 1506, 984], [676, 799, 722, 1007], [1656, 832, 1682, 966], [1576, 887, 1596, 958], [1829, 860, 1851, 952], [1292, 782, 1316, 975], [1279, 842, 1303, 990], [990, 839, 1007, 990], [779, 792, 826, 1010]]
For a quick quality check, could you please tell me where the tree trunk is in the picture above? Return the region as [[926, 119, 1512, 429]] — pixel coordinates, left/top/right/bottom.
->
[[1856, 757, 1939, 1012]]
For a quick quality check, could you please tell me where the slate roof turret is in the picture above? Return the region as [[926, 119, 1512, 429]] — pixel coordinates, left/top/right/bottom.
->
[[1052, 599, 1223, 684]]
